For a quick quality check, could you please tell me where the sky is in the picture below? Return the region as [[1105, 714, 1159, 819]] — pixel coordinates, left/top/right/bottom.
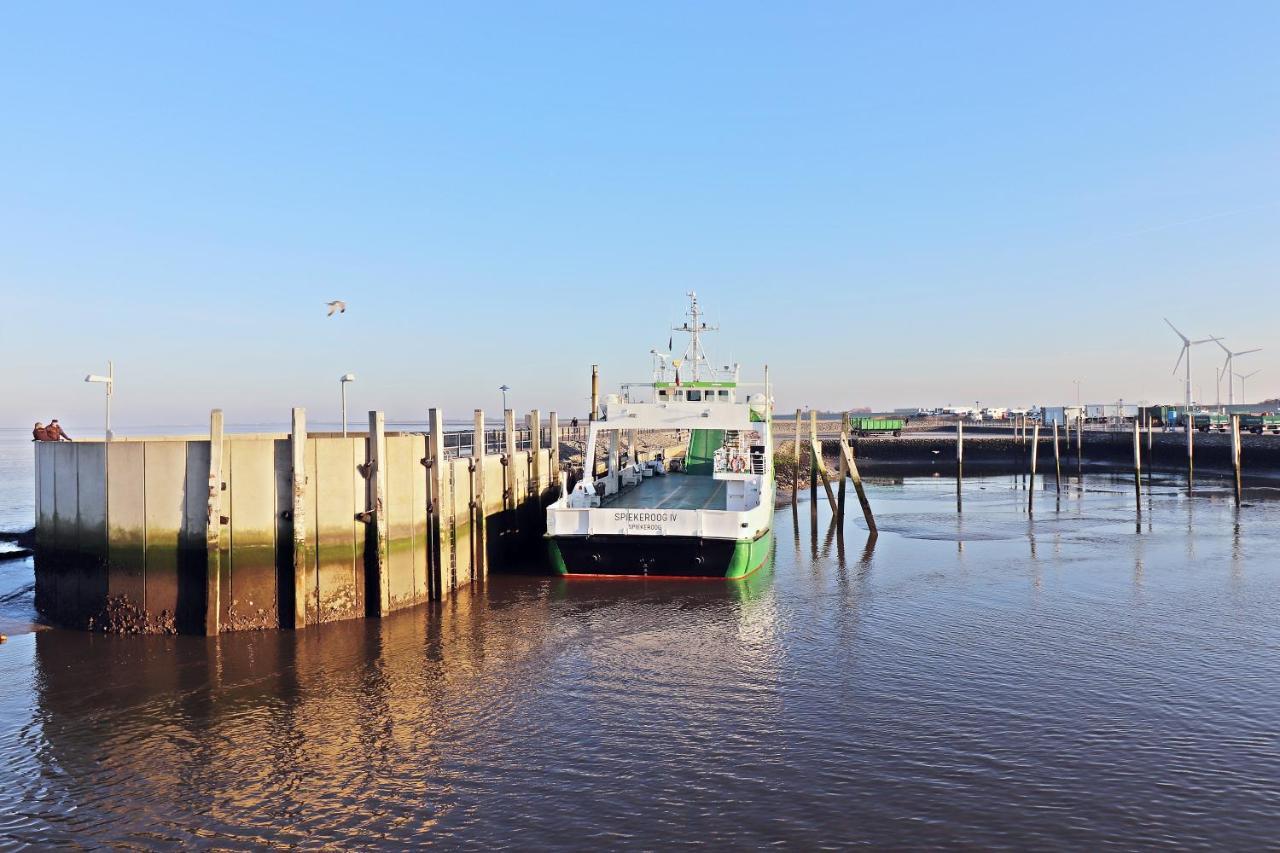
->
[[2, 2, 1278, 429]]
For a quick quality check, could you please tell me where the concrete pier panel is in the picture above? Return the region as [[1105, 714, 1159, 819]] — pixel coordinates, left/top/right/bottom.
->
[[384, 435, 420, 610], [105, 442, 147, 612], [143, 441, 188, 631], [223, 439, 280, 631], [309, 436, 365, 624]]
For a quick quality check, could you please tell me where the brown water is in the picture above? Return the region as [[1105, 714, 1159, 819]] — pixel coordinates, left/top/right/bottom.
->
[[2, 447, 1280, 846]]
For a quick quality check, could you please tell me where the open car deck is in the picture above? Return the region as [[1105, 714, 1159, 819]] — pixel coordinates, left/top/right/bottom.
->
[[600, 473, 727, 511]]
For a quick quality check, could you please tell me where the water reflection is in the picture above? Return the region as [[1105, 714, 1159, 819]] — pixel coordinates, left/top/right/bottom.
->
[[6, 473, 1280, 847]]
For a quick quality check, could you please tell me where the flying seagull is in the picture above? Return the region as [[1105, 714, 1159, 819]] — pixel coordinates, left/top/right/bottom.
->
[[326, 300, 347, 316]]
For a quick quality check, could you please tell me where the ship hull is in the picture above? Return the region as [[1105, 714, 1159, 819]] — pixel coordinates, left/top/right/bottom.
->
[[548, 528, 772, 580]]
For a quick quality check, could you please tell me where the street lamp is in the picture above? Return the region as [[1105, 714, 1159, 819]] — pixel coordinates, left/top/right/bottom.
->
[[340, 373, 355, 436], [499, 384, 510, 412], [84, 361, 114, 441]]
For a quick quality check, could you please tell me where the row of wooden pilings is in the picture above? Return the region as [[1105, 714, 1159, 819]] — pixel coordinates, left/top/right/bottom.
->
[[787, 411, 1252, 532], [971, 412, 1249, 513]]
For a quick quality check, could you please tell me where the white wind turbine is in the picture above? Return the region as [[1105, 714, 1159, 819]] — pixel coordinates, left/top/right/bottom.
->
[[1164, 318, 1220, 425], [1215, 340, 1261, 408], [1235, 369, 1261, 406]]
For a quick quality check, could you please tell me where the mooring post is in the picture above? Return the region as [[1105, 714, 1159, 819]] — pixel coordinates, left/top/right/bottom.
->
[[368, 411, 390, 617], [809, 430, 837, 511], [205, 409, 224, 636], [529, 409, 542, 503], [1187, 412, 1195, 483], [808, 411, 818, 520], [838, 433, 877, 534], [1053, 421, 1061, 492], [590, 365, 600, 423], [792, 408, 801, 508], [1129, 417, 1140, 510], [427, 408, 445, 600], [472, 408, 486, 580], [836, 413, 849, 524], [504, 409, 517, 510], [1077, 414, 1083, 474], [1232, 414, 1242, 506], [290, 407, 308, 629], [549, 411, 560, 484], [1029, 422, 1040, 511]]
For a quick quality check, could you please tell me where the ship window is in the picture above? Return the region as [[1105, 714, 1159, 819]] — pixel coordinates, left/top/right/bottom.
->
[[687, 390, 703, 401], [718, 389, 729, 399], [658, 389, 669, 400]]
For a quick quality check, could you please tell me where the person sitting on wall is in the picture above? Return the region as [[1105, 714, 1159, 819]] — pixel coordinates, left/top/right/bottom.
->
[[32, 422, 48, 441], [46, 420, 73, 441]]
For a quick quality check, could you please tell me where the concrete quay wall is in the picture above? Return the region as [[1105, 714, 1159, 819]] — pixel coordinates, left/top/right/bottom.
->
[[34, 409, 559, 634], [829, 430, 1280, 476]]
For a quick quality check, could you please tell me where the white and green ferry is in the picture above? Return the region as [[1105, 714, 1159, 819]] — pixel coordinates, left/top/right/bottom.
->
[[546, 293, 774, 579]]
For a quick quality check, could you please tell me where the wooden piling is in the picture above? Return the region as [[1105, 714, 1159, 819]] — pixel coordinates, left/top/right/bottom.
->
[[837, 414, 849, 523], [1076, 414, 1083, 473], [1132, 417, 1142, 512], [204, 409, 224, 636], [1053, 421, 1061, 492], [810, 438, 837, 512], [472, 408, 487, 579], [1232, 414, 1242, 506], [809, 411, 818, 520], [426, 408, 445, 600], [290, 407, 307, 629], [838, 437, 877, 534], [955, 417, 963, 511], [1028, 422, 1039, 511], [368, 411, 390, 617], [1187, 413, 1195, 482], [793, 409, 801, 508]]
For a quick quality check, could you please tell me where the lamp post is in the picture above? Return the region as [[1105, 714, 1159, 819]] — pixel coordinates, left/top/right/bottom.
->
[[340, 373, 355, 436], [84, 361, 114, 441], [499, 384, 510, 412]]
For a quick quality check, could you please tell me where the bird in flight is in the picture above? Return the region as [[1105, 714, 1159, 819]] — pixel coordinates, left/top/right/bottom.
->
[[326, 300, 347, 316]]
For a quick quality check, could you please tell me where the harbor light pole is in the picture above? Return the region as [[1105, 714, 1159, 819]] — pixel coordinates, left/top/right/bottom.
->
[[84, 361, 114, 441], [499, 384, 510, 412], [340, 373, 355, 436]]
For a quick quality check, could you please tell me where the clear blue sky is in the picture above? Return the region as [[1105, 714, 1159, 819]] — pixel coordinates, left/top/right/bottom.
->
[[3, 2, 1278, 429]]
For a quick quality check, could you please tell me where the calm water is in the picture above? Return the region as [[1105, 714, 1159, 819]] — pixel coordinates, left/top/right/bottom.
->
[[2, 429, 1280, 847]]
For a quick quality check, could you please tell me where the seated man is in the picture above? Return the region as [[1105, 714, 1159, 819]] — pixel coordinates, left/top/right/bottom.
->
[[46, 420, 73, 442], [32, 422, 48, 441]]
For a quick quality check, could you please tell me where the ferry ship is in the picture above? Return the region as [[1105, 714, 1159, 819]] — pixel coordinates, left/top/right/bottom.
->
[[545, 293, 774, 579]]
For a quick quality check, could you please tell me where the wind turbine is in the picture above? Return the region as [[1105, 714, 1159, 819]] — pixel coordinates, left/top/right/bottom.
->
[[1215, 340, 1261, 408], [1235, 369, 1261, 405], [1164, 318, 1220, 425]]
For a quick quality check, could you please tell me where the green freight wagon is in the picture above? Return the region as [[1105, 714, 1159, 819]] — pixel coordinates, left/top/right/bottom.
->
[[1192, 413, 1230, 432], [848, 416, 905, 437]]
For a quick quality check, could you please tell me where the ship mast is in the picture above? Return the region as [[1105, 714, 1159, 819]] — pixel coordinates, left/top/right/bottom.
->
[[673, 291, 718, 382]]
